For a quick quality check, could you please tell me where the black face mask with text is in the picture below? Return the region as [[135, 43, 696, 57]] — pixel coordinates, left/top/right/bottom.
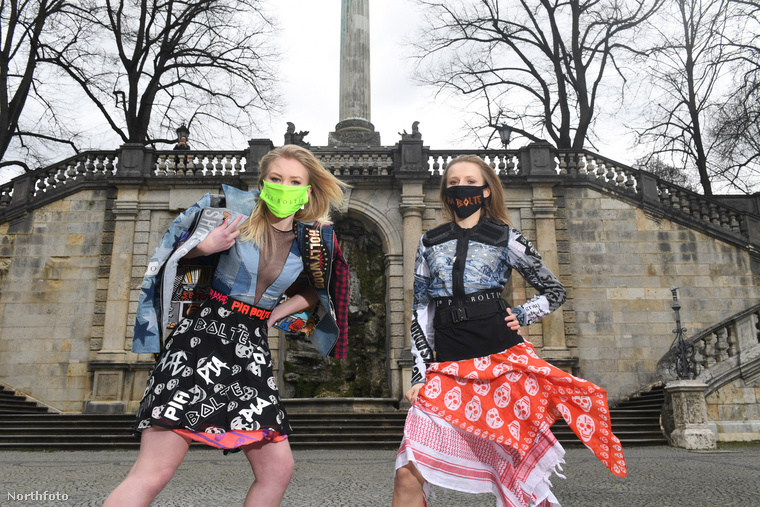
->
[[443, 185, 488, 219]]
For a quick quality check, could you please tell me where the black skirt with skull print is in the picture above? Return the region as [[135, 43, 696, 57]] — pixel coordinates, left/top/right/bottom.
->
[[133, 288, 292, 443]]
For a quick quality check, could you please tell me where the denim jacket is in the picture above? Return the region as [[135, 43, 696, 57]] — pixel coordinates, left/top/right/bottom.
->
[[409, 217, 566, 385], [132, 185, 347, 357]]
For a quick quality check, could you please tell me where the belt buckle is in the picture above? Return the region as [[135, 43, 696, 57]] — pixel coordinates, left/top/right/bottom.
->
[[453, 307, 468, 323]]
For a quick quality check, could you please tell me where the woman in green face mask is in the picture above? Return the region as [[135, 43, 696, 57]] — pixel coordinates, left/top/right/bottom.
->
[[106, 145, 349, 507]]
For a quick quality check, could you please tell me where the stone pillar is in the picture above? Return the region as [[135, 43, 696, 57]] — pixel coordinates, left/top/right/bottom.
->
[[394, 139, 428, 399], [244, 139, 275, 187], [339, 0, 370, 123], [665, 379, 717, 450], [385, 253, 406, 399], [85, 186, 140, 413], [329, 0, 380, 146], [532, 183, 569, 360]]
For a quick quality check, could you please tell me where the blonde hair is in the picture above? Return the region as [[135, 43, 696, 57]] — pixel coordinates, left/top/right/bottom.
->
[[439, 155, 513, 226], [239, 145, 348, 247]]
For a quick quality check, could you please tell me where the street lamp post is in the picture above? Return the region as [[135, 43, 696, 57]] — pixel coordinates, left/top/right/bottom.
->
[[497, 125, 512, 148]]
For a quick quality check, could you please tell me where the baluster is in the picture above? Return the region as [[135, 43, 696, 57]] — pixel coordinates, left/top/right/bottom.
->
[[595, 159, 606, 181], [679, 192, 690, 214], [431, 155, 441, 175], [715, 328, 729, 362], [0, 189, 11, 209], [225, 155, 234, 176], [615, 168, 625, 187], [625, 172, 636, 193], [46, 169, 58, 190], [719, 209, 729, 229], [689, 196, 700, 219], [234, 156, 242, 175], [106, 156, 116, 177], [35, 175, 46, 196], [65, 161, 78, 180], [86, 155, 96, 176], [381, 154, 390, 176], [556, 153, 566, 175], [166, 155, 177, 174], [729, 212, 740, 233], [692, 340, 707, 368], [727, 324, 738, 357], [95, 155, 105, 176], [709, 203, 719, 225], [703, 333, 716, 369], [699, 201, 710, 221], [670, 188, 681, 210]]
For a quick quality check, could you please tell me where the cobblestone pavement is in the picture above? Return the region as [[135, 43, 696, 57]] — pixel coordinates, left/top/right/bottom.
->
[[1, 443, 759, 506]]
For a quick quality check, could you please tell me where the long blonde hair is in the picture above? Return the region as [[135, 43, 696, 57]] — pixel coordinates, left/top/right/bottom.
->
[[238, 145, 348, 247], [439, 155, 513, 226]]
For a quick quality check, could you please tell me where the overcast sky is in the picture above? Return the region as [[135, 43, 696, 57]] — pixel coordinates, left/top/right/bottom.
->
[[265, 0, 466, 149], [0, 0, 640, 185], [266, 0, 638, 161]]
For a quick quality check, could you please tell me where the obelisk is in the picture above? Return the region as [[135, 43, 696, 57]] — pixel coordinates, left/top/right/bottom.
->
[[328, 0, 381, 146]]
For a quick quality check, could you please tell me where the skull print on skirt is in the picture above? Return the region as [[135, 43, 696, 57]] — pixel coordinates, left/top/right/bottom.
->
[[133, 290, 291, 450]]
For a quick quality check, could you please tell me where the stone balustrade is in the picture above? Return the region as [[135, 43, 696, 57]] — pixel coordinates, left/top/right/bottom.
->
[[3, 142, 760, 260], [557, 148, 760, 255], [428, 149, 520, 176], [154, 151, 246, 177], [311, 147, 394, 177], [657, 303, 760, 393]]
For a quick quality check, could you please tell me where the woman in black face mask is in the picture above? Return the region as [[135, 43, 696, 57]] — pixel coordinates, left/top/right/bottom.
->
[[392, 155, 627, 507]]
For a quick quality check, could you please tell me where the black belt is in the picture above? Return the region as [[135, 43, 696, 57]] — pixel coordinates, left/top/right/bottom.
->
[[433, 290, 508, 326]]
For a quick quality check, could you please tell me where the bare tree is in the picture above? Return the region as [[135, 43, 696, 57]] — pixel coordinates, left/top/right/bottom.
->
[[709, 0, 760, 193], [411, 0, 663, 149], [38, 0, 280, 148], [0, 0, 77, 172], [635, 0, 741, 196], [634, 155, 698, 191]]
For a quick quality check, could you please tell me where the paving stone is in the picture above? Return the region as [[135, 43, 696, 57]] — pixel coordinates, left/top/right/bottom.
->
[[1, 444, 759, 506]]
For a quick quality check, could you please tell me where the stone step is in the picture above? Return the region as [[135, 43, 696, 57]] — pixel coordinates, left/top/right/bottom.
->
[[0, 385, 667, 449]]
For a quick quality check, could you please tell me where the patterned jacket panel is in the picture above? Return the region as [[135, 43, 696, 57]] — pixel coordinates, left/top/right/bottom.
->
[[408, 219, 566, 385]]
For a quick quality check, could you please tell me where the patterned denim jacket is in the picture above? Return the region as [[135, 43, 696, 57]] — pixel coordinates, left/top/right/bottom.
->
[[409, 217, 566, 385], [132, 185, 345, 357]]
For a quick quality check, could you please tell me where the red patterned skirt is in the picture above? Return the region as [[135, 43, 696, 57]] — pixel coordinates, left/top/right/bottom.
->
[[396, 341, 627, 507]]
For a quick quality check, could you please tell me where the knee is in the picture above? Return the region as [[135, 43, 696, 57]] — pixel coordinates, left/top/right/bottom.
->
[[394, 464, 422, 493], [279, 453, 295, 483]]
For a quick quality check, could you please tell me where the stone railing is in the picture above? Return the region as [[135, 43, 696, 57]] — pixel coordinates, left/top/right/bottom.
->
[[428, 149, 520, 176], [556, 149, 760, 255], [311, 146, 394, 177], [1, 151, 119, 220], [3, 141, 760, 258], [657, 303, 760, 394], [153, 151, 247, 177]]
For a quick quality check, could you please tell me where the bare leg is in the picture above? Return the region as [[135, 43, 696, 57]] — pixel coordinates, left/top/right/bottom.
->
[[392, 462, 426, 507], [103, 427, 191, 507], [242, 438, 295, 507]]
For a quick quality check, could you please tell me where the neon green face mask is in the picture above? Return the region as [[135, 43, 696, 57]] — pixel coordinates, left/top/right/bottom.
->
[[259, 180, 311, 218]]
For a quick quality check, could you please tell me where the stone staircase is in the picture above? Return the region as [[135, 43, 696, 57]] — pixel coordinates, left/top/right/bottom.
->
[[0, 384, 666, 450]]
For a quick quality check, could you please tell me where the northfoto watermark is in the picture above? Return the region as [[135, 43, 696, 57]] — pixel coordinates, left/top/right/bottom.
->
[[7, 491, 69, 501]]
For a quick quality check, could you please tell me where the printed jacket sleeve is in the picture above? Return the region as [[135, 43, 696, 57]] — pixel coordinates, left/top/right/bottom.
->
[[410, 236, 436, 386], [132, 194, 214, 354], [507, 228, 566, 327]]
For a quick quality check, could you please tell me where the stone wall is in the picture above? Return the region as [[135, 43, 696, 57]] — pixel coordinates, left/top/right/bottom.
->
[[0, 189, 111, 411], [706, 376, 760, 441], [565, 186, 760, 402]]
